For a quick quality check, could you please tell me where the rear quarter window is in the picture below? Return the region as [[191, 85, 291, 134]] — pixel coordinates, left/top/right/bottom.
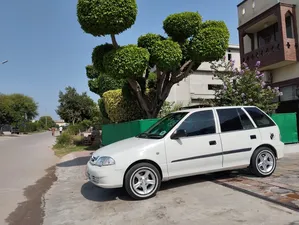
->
[[244, 107, 275, 128]]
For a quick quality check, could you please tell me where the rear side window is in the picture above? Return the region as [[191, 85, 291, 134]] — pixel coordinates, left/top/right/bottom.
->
[[217, 108, 254, 132], [245, 107, 275, 128]]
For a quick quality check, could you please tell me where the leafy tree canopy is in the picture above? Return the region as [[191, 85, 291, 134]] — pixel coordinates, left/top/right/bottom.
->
[[103, 45, 150, 79], [92, 43, 114, 73], [39, 116, 56, 130], [163, 12, 202, 42], [0, 93, 38, 125], [77, 0, 137, 36], [87, 69, 125, 97], [56, 86, 98, 124], [151, 39, 182, 71]]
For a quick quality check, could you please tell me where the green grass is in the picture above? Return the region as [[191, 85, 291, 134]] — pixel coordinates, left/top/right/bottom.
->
[[53, 143, 100, 157]]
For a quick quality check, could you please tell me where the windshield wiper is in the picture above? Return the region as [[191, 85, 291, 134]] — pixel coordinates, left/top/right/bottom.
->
[[137, 133, 149, 138], [137, 133, 162, 139], [147, 134, 162, 139]]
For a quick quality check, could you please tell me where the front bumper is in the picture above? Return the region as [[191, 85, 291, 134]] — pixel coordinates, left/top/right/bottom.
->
[[86, 161, 124, 188]]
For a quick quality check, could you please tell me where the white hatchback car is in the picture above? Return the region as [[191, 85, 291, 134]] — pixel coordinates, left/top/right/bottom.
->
[[87, 106, 284, 200]]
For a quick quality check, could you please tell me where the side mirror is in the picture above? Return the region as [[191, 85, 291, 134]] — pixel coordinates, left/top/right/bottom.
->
[[171, 129, 187, 140]]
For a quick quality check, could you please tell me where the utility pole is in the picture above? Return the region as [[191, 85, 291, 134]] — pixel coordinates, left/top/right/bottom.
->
[[45, 108, 48, 128]]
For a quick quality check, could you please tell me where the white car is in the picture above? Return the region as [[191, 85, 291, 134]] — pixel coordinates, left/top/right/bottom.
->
[[87, 106, 284, 200]]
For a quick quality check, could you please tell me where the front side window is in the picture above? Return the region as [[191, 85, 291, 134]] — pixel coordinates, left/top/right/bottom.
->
[[138, 112, 188, 139], [177, 110, 216, 137], [245, 107, 275, 128], [217, 108, 254, 132]]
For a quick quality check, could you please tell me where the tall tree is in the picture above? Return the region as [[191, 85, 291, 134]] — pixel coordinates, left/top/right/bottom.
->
[[0, 93, 38, 125], [39, 116, 56, 130], [77, 0, 230, 118], [56, 86, 98, 124]]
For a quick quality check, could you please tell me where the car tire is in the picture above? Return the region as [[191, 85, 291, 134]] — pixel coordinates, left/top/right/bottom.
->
[[124, 162, 161, 200], [250, 147, 276, 177]]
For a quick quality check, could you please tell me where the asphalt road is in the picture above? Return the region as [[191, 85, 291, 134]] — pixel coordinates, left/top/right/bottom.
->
[[0, 132, 58, 225]]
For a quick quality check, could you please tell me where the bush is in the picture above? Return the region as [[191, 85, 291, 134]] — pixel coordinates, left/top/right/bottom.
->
[[56, 132, 73, 146], [67, 124, 85, 135], [72, 135, 84, 145], [212, 59, 281, 114], [102, 89, 144, 122], [19, 121, 41, 133]]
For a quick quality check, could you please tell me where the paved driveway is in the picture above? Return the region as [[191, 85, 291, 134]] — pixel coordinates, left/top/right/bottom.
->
[[0, 132, 58, 225], [43, 145, 299, 225]]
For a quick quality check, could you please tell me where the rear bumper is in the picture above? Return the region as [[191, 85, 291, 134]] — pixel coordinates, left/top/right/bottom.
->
[[275, 142, 284, 159]]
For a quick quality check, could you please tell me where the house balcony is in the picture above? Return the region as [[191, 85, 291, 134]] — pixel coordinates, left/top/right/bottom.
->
[[238, 2, 299, 71], [242, 40, 298, 70]]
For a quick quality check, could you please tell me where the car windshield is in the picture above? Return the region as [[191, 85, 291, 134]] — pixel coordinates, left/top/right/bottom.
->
[[138, 112, 188, 139]]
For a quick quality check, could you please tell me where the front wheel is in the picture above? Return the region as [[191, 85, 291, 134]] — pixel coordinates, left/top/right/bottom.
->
[[124, 163, 161, 200], [250, 147, 277, 177]]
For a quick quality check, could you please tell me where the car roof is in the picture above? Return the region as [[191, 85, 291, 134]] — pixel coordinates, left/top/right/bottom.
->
[[173, 105, 257, 114]]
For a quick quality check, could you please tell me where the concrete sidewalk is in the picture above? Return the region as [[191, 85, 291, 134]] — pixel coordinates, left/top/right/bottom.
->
[[43, 145, 299, 225]]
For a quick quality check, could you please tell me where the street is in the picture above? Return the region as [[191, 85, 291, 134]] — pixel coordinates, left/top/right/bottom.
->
[[1, 133, 299, 225], [0, 132, 58, 225]]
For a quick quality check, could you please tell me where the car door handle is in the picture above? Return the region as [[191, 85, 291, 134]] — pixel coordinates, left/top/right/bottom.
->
[[250, 135, 257, 140], [209, 140, 217, 145]]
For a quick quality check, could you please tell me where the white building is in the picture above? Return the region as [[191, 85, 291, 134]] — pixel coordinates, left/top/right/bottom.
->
[[167, 44, 240, 106]]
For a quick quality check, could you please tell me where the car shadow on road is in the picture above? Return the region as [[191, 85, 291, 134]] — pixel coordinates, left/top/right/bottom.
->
[[80, 182, 132, 202], [80, 169, 253, 202], [56, 156, 90, 167]]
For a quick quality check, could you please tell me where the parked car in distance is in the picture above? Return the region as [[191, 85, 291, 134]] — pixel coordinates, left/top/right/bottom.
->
[[87, 106, 284, 200], [11, 127, 20, 135]]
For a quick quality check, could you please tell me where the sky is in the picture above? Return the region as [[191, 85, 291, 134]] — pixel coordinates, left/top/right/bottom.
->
[[0, 0, 240, 120]]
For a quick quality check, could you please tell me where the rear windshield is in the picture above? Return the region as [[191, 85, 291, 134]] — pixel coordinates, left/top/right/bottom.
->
[[244, 107, 275, 128]]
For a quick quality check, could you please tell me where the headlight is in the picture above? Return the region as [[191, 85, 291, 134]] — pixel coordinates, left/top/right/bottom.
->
[[95, 156, 115, 167]]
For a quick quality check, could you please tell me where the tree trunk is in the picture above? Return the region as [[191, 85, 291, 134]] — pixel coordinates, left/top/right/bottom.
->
[[127, 79, 153, 118], [128, 61, 194, 119], [111, 34, 118, 48]]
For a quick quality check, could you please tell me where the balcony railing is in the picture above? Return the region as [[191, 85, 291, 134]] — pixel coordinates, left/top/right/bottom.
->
[[242, 41, 284, 69]]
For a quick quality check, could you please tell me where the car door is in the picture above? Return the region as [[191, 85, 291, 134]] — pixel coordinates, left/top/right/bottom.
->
[[165, 109, 223, 179], [216, 107, 261, 169]]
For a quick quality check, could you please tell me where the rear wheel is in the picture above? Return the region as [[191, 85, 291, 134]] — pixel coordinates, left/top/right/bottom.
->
[[124, 162, 161, 200], [250, 147, 276, 177]]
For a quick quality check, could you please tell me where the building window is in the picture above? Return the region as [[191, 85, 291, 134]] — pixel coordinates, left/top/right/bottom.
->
[[228, 50, 232, 61], [242, 8, 246, 15], [285, 13, 294, 39], [257, 23, 279, 47], [208, 84, 222, 90], [252, 0, 255, 9], [280, 85, 298, 102]]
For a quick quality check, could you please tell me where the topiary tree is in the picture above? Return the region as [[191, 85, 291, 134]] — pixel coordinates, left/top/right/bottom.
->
[[77, 0, 230, 118], [212, 59, 281, 114]]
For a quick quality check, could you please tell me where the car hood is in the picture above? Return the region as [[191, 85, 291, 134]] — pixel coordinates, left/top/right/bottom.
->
[[92, 137, 163, 157]]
